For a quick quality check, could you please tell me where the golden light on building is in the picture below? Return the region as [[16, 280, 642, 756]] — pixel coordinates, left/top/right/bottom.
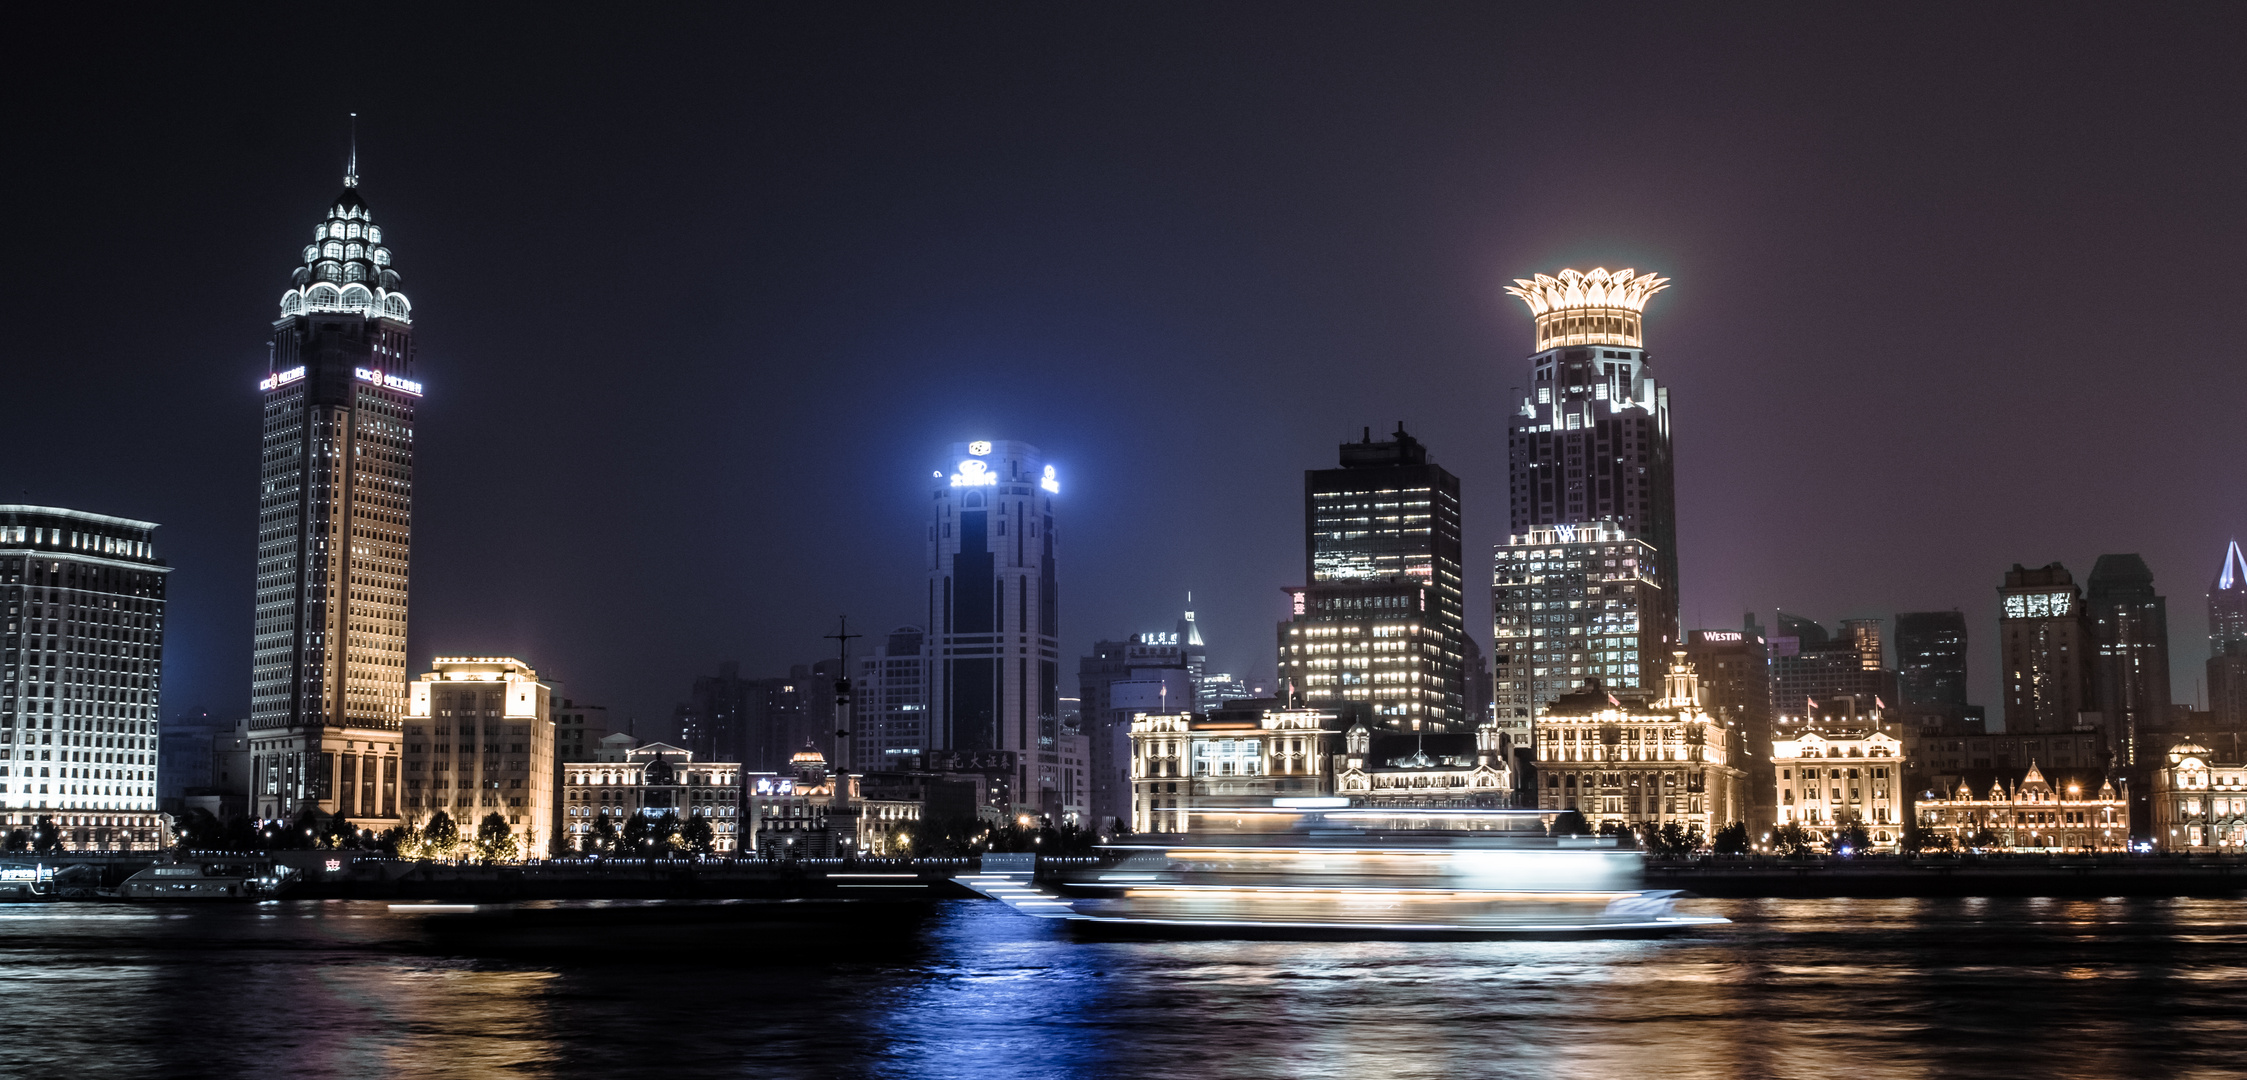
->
[[1505, 267, 1669, 349]]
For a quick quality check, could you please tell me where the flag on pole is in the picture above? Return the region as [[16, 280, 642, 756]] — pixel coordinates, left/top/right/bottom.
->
[[1805, 696, 1819, 713], [1875, 695, 1887, 710]]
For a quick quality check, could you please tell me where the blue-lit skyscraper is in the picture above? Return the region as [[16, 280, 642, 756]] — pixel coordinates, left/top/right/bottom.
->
[[925, 440, 1060, 816]]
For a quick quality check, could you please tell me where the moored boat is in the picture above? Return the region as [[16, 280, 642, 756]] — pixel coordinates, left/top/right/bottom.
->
[[119, 857, 297, 900]]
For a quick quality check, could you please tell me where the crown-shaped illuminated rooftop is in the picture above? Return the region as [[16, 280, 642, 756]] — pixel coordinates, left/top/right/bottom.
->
[[1505, 267, 1668, 350], [2217, 539, 2247, 592], [276, 153, 411, 325]]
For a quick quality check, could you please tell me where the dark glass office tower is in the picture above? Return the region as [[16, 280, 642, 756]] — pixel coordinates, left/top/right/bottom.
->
[[249, 159, 418, 824], [2085, 554, 2170, 767], [925, 440, 1061, 814], [1896, 611, 1969, 707], [1492, 268, 1677, 721], [1278, 425, 1466, 730]]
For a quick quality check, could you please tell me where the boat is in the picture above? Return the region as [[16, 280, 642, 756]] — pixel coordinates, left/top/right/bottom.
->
[[0, 861, 59, 901], [963, 802, 1728, 939], [118, 857, 298, 900]]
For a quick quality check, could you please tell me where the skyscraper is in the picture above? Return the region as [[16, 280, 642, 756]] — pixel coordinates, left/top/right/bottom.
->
[[1687, 626, 1773, 830], [0, 508, 169, 849], [1895, 611, 1969, 708], [1277, 425, 1465, 730], [249, 158, 418, 824], [2211, 540, 2247, 655], [2085, 554, 2171, 767], [2208, 542, 2247, 730], [1999, 563, 2091, 735], [852, 626, 928, 771], [1492, 268, 1677, 722], [925, 440, 1060, 815]]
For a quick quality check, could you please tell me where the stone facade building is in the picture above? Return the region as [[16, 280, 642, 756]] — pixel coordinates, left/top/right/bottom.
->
[[744, 747, 918, 857], [561, 741, 744, 853], [1128, 704, 1343, 835], [404, 657, 554, 851], [2151, 741, 2247, 852], [1331, 722, 1511, 809], [1915, 762, 2126, 852], [1770, 718, 1905, 850], [1531, 657, 1747, 837]]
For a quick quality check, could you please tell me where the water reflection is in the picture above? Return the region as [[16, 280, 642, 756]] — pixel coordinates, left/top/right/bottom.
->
[[0, 898, 2242, 1078]]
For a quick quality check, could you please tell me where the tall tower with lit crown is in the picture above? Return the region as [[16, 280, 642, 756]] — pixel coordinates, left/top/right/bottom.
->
[[1490, 268, 1678, 723], [248, 148, 418, 824], [2207, 541, 2247, 729], [925, 440, 1061, 818]]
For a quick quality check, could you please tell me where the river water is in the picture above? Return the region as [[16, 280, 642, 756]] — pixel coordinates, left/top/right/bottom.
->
[[1, 896, 2242, 1079]]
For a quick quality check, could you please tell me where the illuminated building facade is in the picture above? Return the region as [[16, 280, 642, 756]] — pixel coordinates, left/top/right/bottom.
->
[[2085, 554, 2170, 768], [1531, 658, 1745, 836], [1494, 525, 1664, 727], [1331, 719, 1512, 809], [1494, 268, 1677, 723], [852, 626, 928, 772], [1917, 763, 2125, 852], [1277, 426, 1466, 730], [0, 508, 168, 849], [745, 747, 917, 856], [1999, 563, 2092, 734], [1127, 704, 1341, 834], [2152, 741, 2247, 851], [563, 742, 743, 853], [249, 161, 419, 825], [403, 657, 554, 852], [925, 440, 1061, 816], [1770, 717, 1904, 849]]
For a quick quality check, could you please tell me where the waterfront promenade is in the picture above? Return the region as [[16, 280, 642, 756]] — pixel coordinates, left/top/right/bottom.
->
[[11, 850, 2247, 901]]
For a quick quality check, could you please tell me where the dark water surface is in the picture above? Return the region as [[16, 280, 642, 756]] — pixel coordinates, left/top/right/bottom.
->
[[2, 896, 2244, 1079]]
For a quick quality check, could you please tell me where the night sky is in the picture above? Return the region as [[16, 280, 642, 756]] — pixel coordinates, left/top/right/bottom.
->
[[9, 6, 2247, 734]]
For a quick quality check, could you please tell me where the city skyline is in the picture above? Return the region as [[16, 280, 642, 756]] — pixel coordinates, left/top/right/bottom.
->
[[10, 7, 2247, 731]]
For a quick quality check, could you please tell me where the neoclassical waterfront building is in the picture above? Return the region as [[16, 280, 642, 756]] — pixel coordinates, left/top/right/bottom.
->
[[1330, 721, 1511, 808], [1915, 763, 2126, 852], [561, 742, 743, 853], [1770, 717, 1905, 850], [1531, 656, 1746, 837], [744, 746, 919, 857], [1128, 703, 1342, 835], [2151, 741, 2247, 852]]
